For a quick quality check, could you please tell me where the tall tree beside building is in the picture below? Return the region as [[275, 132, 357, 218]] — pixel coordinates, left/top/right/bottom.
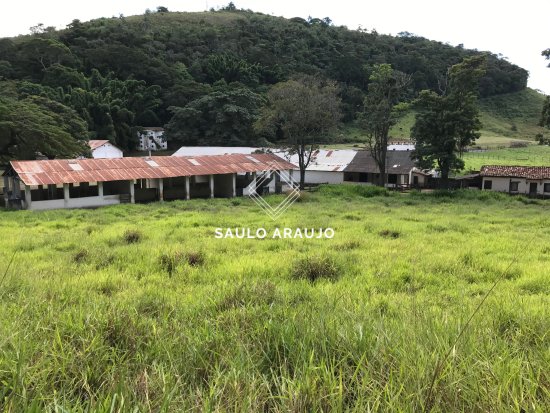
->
[[360, 64, 410, 186], [411, 55, 486, 187], [255, 76, 342, 189], [0, 95, 89, 162]]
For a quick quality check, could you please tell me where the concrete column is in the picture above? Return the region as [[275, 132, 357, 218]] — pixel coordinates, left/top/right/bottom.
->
[[98, 181, 104, 198], [185, 176, 190, 200], [232, 173, 237, 197], [209, 174, 214, 198], [63, 183, 70, 208], [24, 185, 32, 210], [158, 178, 164, 202], [129, 180, 135, 204]]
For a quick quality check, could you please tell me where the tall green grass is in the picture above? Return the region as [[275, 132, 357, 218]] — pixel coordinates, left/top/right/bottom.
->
[[0, 187, 548, 411]]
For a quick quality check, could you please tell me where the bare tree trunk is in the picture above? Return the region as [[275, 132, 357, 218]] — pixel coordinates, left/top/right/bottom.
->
[[299, 168, 306, 190], [439, 160, 450, 189], [378, 159, 386, 186]]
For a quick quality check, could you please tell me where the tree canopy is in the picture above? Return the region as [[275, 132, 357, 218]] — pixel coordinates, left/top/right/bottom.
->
[[0, 93, 89, 162], [0, 7, 529, 160], [411, 56, 486, 185], [360, 64, 410, 186], [255, 75, 342, 188]]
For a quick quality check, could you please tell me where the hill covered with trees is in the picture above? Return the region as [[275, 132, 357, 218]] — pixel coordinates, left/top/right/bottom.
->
[[0, 5, 532, 159]]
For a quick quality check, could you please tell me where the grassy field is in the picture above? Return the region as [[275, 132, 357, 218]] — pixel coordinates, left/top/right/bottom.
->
[[0, 187, 549, 411], [461, 145, 550, 172]]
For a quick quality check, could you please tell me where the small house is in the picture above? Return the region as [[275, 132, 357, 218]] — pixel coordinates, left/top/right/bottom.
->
[[283, 149, 357, 184], [480, 165, 550, 196], [344, 150, 430, 188], [88, 140, 123, 159]]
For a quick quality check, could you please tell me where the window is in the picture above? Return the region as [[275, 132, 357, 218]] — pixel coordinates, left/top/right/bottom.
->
[[544, 183, 550, 193], [509, 181, 519, 192], [483, 180, 492, 190]]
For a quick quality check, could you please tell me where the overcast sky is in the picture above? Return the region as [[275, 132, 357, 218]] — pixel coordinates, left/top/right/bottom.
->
[[2, 0, 549, 94]]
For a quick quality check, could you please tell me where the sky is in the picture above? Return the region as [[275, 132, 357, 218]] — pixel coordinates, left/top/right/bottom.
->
[[1, 0, 549, 94]]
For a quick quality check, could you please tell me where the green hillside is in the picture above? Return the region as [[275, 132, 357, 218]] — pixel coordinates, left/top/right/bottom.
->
[[392, 88, 546, 145], [0, 7, 534, 160], [330, 88, 546, 149]]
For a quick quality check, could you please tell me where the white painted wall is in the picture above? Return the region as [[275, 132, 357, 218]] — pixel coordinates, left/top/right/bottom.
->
[[302, 170, 344, 184], [483, 177, 550, 194], [92, 143, 123, 159], [29, 195, 120, 211]]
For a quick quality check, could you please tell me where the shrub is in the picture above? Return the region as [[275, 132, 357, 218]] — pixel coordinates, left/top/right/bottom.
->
[[291, 255, 341, 282]]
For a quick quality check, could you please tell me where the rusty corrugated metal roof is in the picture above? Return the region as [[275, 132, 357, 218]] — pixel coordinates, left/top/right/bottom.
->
[[11, 154, 295, 186]]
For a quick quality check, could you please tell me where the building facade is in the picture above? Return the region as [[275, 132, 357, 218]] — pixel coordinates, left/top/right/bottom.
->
[[88, 140, 123, 159], [2, 154, 295, 210], [344, 150, 430, 188], [480, 165, 550, 196], [138, 128, 167, 151]]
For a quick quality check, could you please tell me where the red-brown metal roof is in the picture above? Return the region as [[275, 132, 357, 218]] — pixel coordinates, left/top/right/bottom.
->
[[88, 140, 110, 150], [11, 154, 295, 186], [480, 165, 550, 180]]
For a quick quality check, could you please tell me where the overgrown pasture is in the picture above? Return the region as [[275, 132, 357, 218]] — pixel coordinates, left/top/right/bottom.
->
[[0, 186, 549, 412]]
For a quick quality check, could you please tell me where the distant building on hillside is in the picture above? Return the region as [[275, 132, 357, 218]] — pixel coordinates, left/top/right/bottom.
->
[[480, 165, 550, 196], [138, 127, 167, 151], [87, 140, 123, 159]]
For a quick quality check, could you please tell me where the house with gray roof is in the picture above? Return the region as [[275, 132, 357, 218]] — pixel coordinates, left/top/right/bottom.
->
[[344, 150, 430, 188]]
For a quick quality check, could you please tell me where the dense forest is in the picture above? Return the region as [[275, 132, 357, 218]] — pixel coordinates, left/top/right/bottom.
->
[[0, 4, 530, 160]]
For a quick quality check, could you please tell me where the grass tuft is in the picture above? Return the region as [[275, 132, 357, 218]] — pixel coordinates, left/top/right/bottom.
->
[[291, 254, 342, 282], [123, 229, 142, 244], [72, 249, 88, 263], [379, 229, 401, 239]]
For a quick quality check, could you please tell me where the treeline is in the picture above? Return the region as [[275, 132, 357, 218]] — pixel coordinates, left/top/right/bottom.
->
[[0, 6, 528, 159]]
